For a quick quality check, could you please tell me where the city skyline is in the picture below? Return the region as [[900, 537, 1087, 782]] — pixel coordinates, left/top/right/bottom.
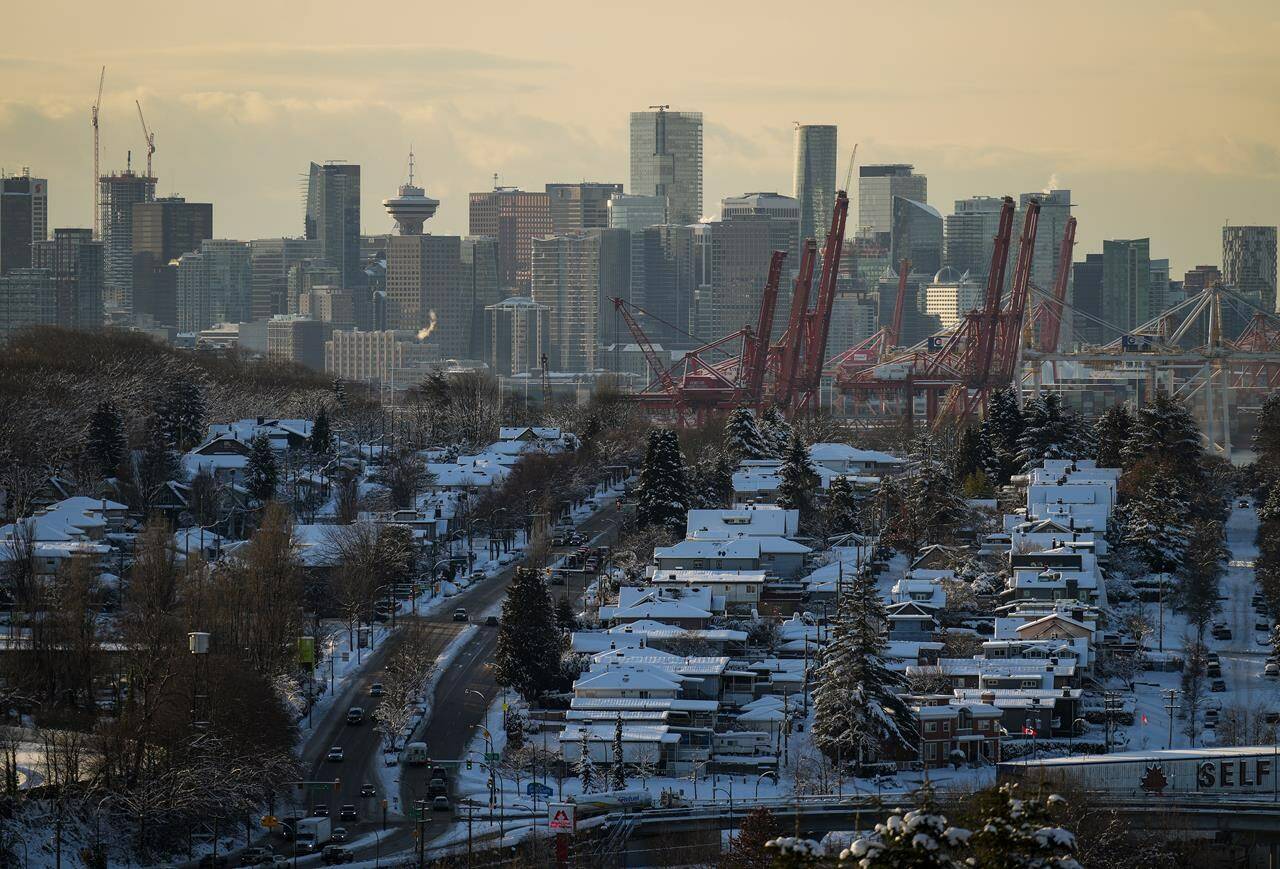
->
[[1, 0, 1277, 275]]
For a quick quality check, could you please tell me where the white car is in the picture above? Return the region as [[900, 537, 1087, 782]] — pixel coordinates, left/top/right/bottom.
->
[[326, 745, 344, 762]]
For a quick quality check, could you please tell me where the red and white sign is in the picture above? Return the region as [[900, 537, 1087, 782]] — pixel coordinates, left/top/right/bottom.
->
[[548, 803, 575, 832], [1022, 726, 1037, 736]]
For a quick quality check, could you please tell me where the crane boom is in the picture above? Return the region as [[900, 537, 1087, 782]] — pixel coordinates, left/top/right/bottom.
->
[[774, 239, 817, 408], [793, 189, 850, 410], [884, 258, 911, 357], [1039, 216, 1077, 354], [136, 100, 155, 178], [92, 66, 105, 240], [612, 297, 689, 416], [743, 251, 787, 407]]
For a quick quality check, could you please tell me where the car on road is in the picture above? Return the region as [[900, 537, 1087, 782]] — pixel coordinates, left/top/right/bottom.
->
[[428, 777, 448, 797], [432, 796, 452, 812], [1207, 662, 1222, 678], [369, 682, 385, 697], [1258, 622, 1271, 632], [1266, 663, 1279, 678], [551, 534, 568, 547], [338, 804, 358, 821], [346, 706, 364, 725], [469, 570, 486, 582], [311, 804, 329, 817], [326, 745, 344, 762], [238, 847, 274, 866], [453, 607, 469, 622], [1211, 679, 1227, 692], [360, 783, 377, 798], [1240, 499, 1251, 508], [321, 845, 354, 865], [485, 615, 499, 626], [331, 827, 348, 843]]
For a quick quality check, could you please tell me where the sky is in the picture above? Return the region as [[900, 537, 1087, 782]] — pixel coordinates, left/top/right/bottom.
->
[[2, 0, 1278, 275]]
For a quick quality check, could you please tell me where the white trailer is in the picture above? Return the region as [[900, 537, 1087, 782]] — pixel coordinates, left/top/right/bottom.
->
[[999, 745, 1280, 798]]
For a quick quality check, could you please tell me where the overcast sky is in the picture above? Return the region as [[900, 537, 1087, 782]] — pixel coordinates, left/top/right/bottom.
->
[[3, 0, 1278, 274]]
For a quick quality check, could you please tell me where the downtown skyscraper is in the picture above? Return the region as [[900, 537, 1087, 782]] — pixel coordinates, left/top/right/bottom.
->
[[793, 125, 837, 248], [99, 168, 156, 313], [306, 162, 363, 290], [629, 107, 703, 225], [1222, 224, 1278, 311]]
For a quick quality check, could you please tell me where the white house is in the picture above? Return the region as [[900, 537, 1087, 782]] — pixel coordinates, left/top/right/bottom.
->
[[650, 570, 766, 612], [652, 536, 811, 579], [807, 443, 903, 475]]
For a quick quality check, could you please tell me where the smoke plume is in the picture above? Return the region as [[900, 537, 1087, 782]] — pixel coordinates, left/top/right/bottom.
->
[[417, 309, 437, 341]]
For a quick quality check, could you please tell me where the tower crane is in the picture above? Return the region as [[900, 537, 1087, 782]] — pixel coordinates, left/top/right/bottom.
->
[[136, 100, 155, 178], [92, 67, 105, 239]]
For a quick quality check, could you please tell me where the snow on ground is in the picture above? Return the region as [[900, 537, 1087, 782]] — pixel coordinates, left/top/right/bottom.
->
[[298, 622, 394, 744]]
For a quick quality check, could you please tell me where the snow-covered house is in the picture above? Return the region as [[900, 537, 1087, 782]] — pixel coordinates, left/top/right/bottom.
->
[[732, 462, 849, 504], [885, 600, 939, 642], [685, 506, 799, 539], [1006, 548, 1105, 606], [651, 536, 811, 579], [559, 723, 682, 768], [1008, 517, 1106, 557], [207, 417, 314, 451], [889, 575, 947, 609], [952, 687, 1083, 738], [1025, 460, 1119, 532], [599, 587, 716, 628], [807, 443, 904, 475], [892, 697, 1003, 768], [182, 434, 252, 484], [650, 570, 766, 612], [0, 497, 126, 580]]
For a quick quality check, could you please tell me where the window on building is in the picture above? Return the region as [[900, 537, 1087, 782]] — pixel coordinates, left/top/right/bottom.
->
[[924, 721, 937, 733]]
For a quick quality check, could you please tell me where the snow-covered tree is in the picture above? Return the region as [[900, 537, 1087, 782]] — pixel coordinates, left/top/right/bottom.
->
[[635, 429, 690, 534], [1018, 392, 1087, 469], [611, 714, 626, 790], [245, 433, 279, 503], [576, 727, 598, 793], [1093, 402, 1133, 469], [811, 568, 917, 767], [688, 449, 735, 509], [965, 785, 1081, 868], [952, 425, 988, 483], [822, 476, 860, 536], [1255, 392, 1280, 467], [1119, 475, 1192, 579], [494, 567, 564, 700], [888, 435, 969, 554], [725, 407, 771, 460], [1177, 519, 1227, 638], [841, 806, 971, 868], [85, 400, 126, 479], [981, 387, 1025, 485], [156, 376, 207, 451], [761, 405, 794, 458], [1122, 387, 1202, 474], [776, 434, 820, 521], [1259, 484, 1280, 525], [310, 405, 333, 455]]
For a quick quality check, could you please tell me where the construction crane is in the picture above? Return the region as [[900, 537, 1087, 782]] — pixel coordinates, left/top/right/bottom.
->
[[540, 353, 551, 406], [135, 100, 155, 178], [92, 66, 105, 240], [883, 259, 911, 357], [792, 188, 850, 411]]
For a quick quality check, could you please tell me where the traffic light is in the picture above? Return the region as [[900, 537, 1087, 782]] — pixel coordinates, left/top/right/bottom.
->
[[466, 758, 473, 770]]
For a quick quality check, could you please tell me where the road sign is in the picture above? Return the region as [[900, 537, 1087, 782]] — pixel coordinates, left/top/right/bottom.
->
[[527, 782, 553, 798], [485, 752, 500, 763], [548, 802, 575, 832], [261, 815, 279, 829]]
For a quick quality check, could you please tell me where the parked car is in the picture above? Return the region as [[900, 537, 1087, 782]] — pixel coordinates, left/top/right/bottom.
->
[[238, 847, 274, 866], [1207, 663, 1222, 678], [326, 745, 344, 762], [338, 804, 358, 821], [359, 783, 377, 798], [1266, 663, 1279, 677], [369, 682, 385, 697], [485, 615, 499, 626], [1258, 622, 1271, 633], [432, 796, 452, 812], [346, 707, 364, 725], [1211, 679, 1227, 692], [453, 607, 469, 622], [321, 845, 354, 865]]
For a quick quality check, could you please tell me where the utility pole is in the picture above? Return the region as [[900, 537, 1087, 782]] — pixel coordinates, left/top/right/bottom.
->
[[1163, 689, 1180, 750]]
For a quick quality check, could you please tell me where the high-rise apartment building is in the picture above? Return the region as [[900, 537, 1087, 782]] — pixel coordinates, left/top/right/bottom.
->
[[890, 198, 944, 276], [923, 267, 984, 330], [385, 235, 464, 356], [531, 232, 611, 372], [98, 169, 156, 312], [720, 192, 801, 261], [325, 329, 438, 385], [486, 296, 551, 377], [0, 268, 57, 342], [793, 125, 837, 248], [176, 240, 253, 332], [31, 228, 103, 331], [630, 107, 703, 225], [297, 287, 356, 331], [461, 237, 500, 360], [249, 238, 320, 322], [858, 165, 925, 241], [306, 162, 363, 290], [267, 315, 329, 370], [547, 183, 623, 235], [1149, 258, 1171, 314], [1072, 252, 1105, 346], [640, 224, 698, 348], [0, 172, 47, 275], [944, 196, 1005, 282], [1183, 264, 1222, 295], [468, 187, 551, 293], [131, 197, 213, 326], [705, 216, 787, 340], [608, 193, 667, 310], [1222, 225, 1278, 311], [1101, 238, 1152, 338], [287, 259, 342, 314]]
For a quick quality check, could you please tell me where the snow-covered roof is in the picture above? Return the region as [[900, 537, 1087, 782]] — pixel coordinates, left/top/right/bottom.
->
[[807, 443, 903, 465], [654, 536, 810, 560], [651, 570, 767, 585], [685, 507, 799, 539], [574, 667, 683, 692]]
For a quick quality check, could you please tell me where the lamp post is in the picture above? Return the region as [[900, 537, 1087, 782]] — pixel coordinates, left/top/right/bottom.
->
[[754, 772, 777, 799], [1070, 717, 1087, 756], [713, 783, 734, 829]]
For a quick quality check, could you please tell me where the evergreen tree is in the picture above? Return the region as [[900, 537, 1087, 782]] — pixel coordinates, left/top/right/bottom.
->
[[1120, 476, 1192, 579], [980, 388, 1025, 484], [504, 708, 526, 752], [822, 476, 860, 535], [494, 567, 563, 700], [332, 376, 347, 409], [842, 806, 970, 868], [611, 714, 626, 790], [776, 434, 820, 521], [964, 785, 1080, 869], [1177, 519, 1227, 638], [761, 406, 794, 458], [1017, 391, 1086, 468], [720, 807, 780, 869], [1123, 387, 1202, 474], [85, 400, 126, 479], [635, 429, 690, 535], [133, 416, 181, 514], [576, 727, 598, 793], [688, 449, 736, 509], [1255, 392, 1280, 467], [1094, 402, 1134, 469], [555, 595, 578, 632], [952, 425, 987, 482], [725, 407, 771, 460], [811, 568, 917, 767], [245, 433, 279, 504], [310, 405, 334, 455], [1259, 484, 1280, 526], [892, 435, 970, 553], [156, 376, 207, 451]]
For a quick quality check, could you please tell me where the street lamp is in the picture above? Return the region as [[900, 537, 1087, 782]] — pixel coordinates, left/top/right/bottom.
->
[[754, 772, 777, 799], [712, 783, 734, 827]]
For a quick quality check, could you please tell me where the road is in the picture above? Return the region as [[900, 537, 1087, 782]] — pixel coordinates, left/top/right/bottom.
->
[[1214, 500, 1277, 715]]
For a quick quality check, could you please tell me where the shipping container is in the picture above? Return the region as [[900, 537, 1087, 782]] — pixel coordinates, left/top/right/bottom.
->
[[998, 746, 1280, 798]]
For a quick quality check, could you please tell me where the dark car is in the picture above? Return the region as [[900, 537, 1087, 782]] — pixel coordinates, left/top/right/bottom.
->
[[238, 847, 273, 866], [428, 777, 448, 797], [485, 615, 499, 626], [359, 783, 377, 798], [369, 682, 385, 697], [312, 804, 329, 817], [321, 846, 354, 865], [1212, 679, 1227, 692], [453, 607, 469, 622], [330, 827, 348, 843], [339, 804, 358, 821]]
